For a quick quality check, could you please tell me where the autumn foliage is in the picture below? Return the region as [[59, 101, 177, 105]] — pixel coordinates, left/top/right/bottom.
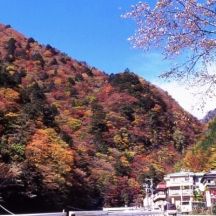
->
[[0, 23, 203, 212], [25, 128, 73, 189], [183, 117, 216, 171]]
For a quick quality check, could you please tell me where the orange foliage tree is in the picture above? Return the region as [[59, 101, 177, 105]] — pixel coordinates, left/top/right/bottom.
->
[[183, 147, 209, 172], [25, 128, 73, 189]]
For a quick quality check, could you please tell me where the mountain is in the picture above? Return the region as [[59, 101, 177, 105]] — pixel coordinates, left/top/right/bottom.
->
[[202, 108, 216, 123], [0, 24, 202, 213]]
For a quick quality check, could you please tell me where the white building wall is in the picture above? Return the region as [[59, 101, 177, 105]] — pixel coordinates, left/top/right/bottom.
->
[[164, 171, 205, 213], [206, 190, 211, 207]]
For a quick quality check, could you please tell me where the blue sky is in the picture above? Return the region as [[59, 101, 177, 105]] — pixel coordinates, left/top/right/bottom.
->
[[0, 0, 170, 81], [0, 0, 214, 118]]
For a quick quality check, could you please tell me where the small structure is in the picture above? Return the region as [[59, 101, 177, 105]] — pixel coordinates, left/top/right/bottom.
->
[[201, 170, 216, 209], [153, 182, 166, 211], [143, 179, 154, 210]]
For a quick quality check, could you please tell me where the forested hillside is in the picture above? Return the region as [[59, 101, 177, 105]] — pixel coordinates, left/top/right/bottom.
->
[[0, 24, 202, 213], [183, 117, 216, 171]]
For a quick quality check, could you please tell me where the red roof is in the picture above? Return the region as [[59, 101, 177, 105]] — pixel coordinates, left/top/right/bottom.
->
[[156, 182, 167, 189]]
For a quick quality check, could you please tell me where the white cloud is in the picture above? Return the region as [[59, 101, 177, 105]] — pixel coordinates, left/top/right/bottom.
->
[[152, 79, 216, 119], [128, 51, 216, 119]]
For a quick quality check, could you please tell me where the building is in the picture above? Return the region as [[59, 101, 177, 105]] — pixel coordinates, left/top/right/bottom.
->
[[143, 180, 154, 210], [153, 182, 166, 211], [164, 171, 204, 213], [201, 170, 216, 209], [144, 170, 216, 213]]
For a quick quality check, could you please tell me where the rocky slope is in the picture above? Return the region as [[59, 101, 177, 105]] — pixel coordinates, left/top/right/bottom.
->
[[0, 24, 202, 212]]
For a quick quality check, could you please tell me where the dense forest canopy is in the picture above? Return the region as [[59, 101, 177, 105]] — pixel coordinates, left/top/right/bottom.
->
[[0, 23, 202, 212]]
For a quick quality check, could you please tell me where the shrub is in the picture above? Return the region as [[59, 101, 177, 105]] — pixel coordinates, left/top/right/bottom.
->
[[43, 104, 58, 127], [5, 38, 16, 62], [75, 74, 84, 82], [49, 58, 58, 66], [120, 105, 135, 122], [60, 131, 73, 147], [31, 53, 45, 68], [6, 38, 16, 56], [5, 25, 11, 29], [0, 64, 26, 87], [85, 68, 93, 77], [46, 44, 57, 55], [109, 72, 144, 97], [67, 118, 82, 131], [59, 57, 67, 64], [10, 143, 25, 161], [68, 77, 76, 86], [91, 102, 107, 133], [27, 37, 35, 43], [15, 49, 28, 60], [70, 88, 78, 97]]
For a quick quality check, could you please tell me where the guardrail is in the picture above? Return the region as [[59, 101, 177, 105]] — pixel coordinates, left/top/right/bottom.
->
[[1, 212, 66, 216], [69, 211, 107, 216], [69, 210, 163, 216]]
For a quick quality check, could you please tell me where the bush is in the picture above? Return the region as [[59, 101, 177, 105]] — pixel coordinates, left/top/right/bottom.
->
[[0, 64, 26, 87], [6, 38, 16, 56], [109, 72, 144, 97], [5, 38, 17, 62], [43, 104, 58, 127], [120, 105, 135, 122], [15, 49, 28, 60], [5, 24, 11, 29], [10, 143, 25, 161], [46, 44, 57, 55], [27, 37, 35, 43], [138, 96, 155, 112], [109, 72, 140, 88], [31, 53, 45, 68], [68, 77, 76, 85], [85, 68, 94, 77], [67, 118, 82, 131], [75, 74, 84, 82], [59, 57, 67, 64], [49, 58, 58, 66], [38, 71, 49, 80], [91, 102, 107, 133], [60, 131, 73, 147], [70, 88, 78, 97]]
